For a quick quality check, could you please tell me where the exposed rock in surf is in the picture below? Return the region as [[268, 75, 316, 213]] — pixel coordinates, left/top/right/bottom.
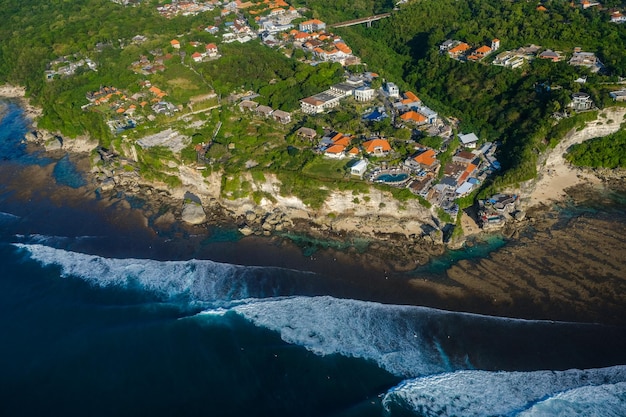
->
[[181, 201, 206, 225]]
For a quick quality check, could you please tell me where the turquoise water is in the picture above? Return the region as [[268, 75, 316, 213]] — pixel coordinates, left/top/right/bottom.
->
[[375, 172, 409, 183], [415, 234, 508, 275], [278, 231, 370, 257]]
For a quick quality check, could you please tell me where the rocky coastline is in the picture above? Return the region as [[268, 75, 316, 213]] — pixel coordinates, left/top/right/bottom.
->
[[2, 86, 623, 274]]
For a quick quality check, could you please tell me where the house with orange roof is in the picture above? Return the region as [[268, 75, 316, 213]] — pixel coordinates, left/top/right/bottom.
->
[[170, 39, 180, 49], [335, 42, 352, 54], [299, 19, 326, 32], [536, 5, 548, 11], [324, 144, 346, 159], [192, 52, 203, 62], [333, 136, 352, 147], [362, 138, 391, 156], [406, 148, 440, 173], [400, 111, 427, 125], [206, 43, 218, 57], [474, 45, 492, 58], [294, 32, 312, 41], [448, 42, 470, 58], [348, 147, 360, 157], [149, 86, 167, 99], [611, 11, 626, 23]]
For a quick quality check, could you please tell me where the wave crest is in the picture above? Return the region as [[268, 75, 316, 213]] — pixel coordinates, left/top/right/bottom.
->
[[382, 366, 626, 417], [14, 243, 309, 302]]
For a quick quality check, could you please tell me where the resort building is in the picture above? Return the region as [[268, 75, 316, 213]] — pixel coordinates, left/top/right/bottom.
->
[[354, 86, 375, 102], [569, 92, 593, 111], [299, 19, 326, 32], [362, 138, 391, 156], [385, 82, 400, 98], [459, 133, 479, 149], [609, 89, 626, 101], [350, 159, 368, 177]]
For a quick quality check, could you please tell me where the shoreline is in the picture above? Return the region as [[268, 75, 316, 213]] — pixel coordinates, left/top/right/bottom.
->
[[2, 89, 626, 325]]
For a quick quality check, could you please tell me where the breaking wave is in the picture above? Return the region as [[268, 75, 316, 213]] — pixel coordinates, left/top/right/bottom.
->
[[382, 367, 626, 417], [14, 243, 313, 302], [0, 211, 20, 220]]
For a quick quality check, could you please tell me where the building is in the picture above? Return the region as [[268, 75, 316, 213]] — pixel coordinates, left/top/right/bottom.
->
[[491, 38, 500, 51], [256, 105, 274, 117], [272, 110, 291, 124], [570, 92, 593, 111], [609, 89, 626, 101], [439, 39, 456, 52], [539, 49, 562, 62], [296, 127, 317, 140], [448, 42, 470, 58], [362, 138, 391, 156], [611, 11, 626, 23], [569, 51, 602, 72], [239, 100, 258, 112], [354, 86, 375, 102], [170, 39, 180, 49], [350, 159, 368, 177], [459, 133, 479, 148], [385, 82, 399, 98], [400, 111, 427, 125], [299, 19, 325, 32]]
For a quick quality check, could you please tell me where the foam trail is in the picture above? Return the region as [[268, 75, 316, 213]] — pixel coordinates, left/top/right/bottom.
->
[[0, 211, 20, 220], [382, 366, 626, 417], [14, 243, 310, 302], [231, 296, 475, 377], [518, 381, 626, 417]]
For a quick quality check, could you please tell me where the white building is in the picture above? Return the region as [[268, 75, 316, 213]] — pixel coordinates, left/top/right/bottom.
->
[[354, 86, 375, 102], [459, 133, 479, 149], [350, 159, 368, 177], [385, 82, 399, 98]]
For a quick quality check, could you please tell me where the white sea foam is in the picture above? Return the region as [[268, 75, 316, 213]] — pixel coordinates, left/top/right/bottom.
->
[[382, 366, 626, 417], [230, 295, 478, 377], [14, 243, 302, 302], [14, 234, 100, 245], [0, 211, 20, 220], [518, 381, 626, 417]]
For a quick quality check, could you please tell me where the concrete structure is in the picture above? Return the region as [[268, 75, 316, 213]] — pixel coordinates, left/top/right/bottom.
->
[[350, 159, 368, 176], [459, 133, 479, 148], [570, 92, 593, 111], [354, 86, 375, 101], [299, 19, 326, 32], [385, 82, 399, 98]]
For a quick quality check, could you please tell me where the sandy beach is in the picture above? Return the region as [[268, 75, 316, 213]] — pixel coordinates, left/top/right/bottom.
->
[[525, 107, 626, 207]]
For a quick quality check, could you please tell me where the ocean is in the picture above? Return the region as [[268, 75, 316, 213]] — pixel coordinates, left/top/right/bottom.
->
[[2, 99, 626, 417]]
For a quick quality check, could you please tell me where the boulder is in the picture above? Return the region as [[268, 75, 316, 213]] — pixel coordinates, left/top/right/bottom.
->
[[100, 178, 116, 192], [44, 136, 63, 151], [245, 211, 258, 223], [238, 226, 254, 236], [181, 202, 206, 225]]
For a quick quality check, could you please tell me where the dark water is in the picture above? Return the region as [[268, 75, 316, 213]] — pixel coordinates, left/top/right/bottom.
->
[[2, 100, 626, 417]]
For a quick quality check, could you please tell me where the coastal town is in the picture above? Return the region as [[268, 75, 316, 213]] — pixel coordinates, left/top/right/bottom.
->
[[29, 0, 626, 238]]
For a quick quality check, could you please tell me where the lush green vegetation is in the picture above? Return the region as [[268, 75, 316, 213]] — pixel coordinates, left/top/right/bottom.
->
[[2, 0, 626, 214], [336, 0, 626, 192], [565, 129, 626, 168]]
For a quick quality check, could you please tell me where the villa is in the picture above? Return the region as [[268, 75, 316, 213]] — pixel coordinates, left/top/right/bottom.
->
[[362, 138, 391, 156], [459, 133, 479, 148]]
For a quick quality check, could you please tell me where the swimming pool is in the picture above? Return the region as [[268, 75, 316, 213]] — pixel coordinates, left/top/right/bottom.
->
[[375, 172, 409, 183]]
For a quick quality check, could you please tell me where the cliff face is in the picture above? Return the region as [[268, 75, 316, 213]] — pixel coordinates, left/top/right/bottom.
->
[[176, 168, 438, 239]]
